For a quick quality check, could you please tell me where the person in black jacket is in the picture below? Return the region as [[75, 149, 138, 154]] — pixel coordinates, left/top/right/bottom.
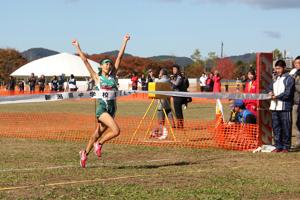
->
[[28, 73, 36, 93], [181, 72, 190, 109], [171, 64, 185, 129], [6, 76, 15, 91]]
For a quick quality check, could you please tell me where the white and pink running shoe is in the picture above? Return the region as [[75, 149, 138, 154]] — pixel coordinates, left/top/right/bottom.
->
[[93, 142, 102, 157], [79, 150, 87, 167]]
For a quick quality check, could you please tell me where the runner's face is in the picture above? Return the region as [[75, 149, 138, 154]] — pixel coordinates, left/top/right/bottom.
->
[[295, 59, 300, 71], [248, 72, 254, 80], [102, 62, 113, 74]]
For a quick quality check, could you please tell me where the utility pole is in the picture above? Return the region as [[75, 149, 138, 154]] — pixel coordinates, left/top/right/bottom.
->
[[221, 42, 223, 59]]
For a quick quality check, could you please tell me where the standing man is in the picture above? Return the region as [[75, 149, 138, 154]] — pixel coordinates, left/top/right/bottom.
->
[[28, 73, 36, 93], [181, 71, 190, 109], [199, 73, 206, 92], [268, 60, 295, 153], [291, 56, 300, 149]]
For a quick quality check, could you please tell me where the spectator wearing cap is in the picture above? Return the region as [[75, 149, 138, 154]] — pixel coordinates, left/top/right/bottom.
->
[[231, 99, 256, 124]]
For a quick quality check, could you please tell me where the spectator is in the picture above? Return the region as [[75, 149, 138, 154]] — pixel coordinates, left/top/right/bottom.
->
[[212, 71, 221, 92], [151, 68, 174, 138], [146, 70, 155, 90], [171, 64, 185, 129], [228, 99, 239, 123], [51, 76, 58, 92], [6, 76, 15, 91], [28, 73, 36, 93], [242, 74, 247, 92], [291, 56, 300, 150], [231, 99, 256, 124], [236, 78, 240, 92], [210, 72, 214, 91], [140, 73, 147, 91], [244, 68, 258, 117], [131, 72, 138, 90], [225, 81, 229, 92], [268, 60, 295, 153], [58, 75, 64, 92], [69, 74, 77, 91], [86, 75, 95, 91], [18, 80, 24, 93], [205, 73, 212, 92], [199, 73, 206, 92], [148, 70, 155, 82], [39, 75, 46, 93], [181, 71, 190, 109]]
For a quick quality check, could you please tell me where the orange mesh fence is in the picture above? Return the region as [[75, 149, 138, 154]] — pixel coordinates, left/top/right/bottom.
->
[[0, 113, 258, 151]]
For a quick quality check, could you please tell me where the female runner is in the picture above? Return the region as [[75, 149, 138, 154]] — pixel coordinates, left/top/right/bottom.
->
[[72, 34, 130, 167]]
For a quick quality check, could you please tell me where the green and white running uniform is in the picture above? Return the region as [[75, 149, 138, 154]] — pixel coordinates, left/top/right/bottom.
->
[[95, 75, 118, 123]]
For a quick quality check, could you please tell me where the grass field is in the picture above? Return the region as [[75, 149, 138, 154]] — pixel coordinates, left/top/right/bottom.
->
[[0, 100, 300, 199]]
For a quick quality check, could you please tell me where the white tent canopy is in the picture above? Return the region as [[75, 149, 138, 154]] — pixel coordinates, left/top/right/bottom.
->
[[11, 52, 100, 78]]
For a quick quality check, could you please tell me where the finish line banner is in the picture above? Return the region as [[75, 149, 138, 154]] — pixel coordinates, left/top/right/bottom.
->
[[0, 90, 271, 105]]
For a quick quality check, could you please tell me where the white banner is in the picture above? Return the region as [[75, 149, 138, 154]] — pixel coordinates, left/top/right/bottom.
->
[[0, 90, 271, 105]]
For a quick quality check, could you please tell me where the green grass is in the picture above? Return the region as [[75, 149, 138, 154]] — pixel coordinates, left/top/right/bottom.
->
[[0, 100, 299, 199]]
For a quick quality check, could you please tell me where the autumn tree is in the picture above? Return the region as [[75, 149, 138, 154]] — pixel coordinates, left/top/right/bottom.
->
[[184, 64, 204, 78], [0, 48, 28, 83], [214, 57, 237, 79]]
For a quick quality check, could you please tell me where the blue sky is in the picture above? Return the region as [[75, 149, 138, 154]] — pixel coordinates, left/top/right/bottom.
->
[[1, 0, 300, 60]]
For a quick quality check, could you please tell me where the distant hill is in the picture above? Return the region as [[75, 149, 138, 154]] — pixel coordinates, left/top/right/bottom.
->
[[227, 53, 257, 63], [96, 50, 133, 58], [22, 48, 59, 61], [21, 48, 258, 66], [149, 55, 193, 67]]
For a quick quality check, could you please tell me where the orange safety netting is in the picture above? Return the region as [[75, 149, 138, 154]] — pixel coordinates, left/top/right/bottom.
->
[[0, 112, 258, 151]]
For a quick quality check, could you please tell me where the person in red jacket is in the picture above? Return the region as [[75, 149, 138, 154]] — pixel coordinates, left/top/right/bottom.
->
[[244, 68, 258, 117], [131, 72, 138, 90], [212, 71, 221, 92]]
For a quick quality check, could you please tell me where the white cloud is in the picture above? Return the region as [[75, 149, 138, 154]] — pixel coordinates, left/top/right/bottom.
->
[[195, 0, 300, 10], [263, 31, 281, 39]]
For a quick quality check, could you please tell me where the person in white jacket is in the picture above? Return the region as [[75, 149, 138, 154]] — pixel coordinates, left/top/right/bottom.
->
[[199, 73, 206, 92]]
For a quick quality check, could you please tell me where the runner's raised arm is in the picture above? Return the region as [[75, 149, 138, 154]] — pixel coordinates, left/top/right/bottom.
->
[[72, 39, 99, 83], [111, 34, 130, 78]]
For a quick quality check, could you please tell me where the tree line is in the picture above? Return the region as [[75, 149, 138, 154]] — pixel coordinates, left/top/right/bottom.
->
[[0, 48, 284, 83]]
